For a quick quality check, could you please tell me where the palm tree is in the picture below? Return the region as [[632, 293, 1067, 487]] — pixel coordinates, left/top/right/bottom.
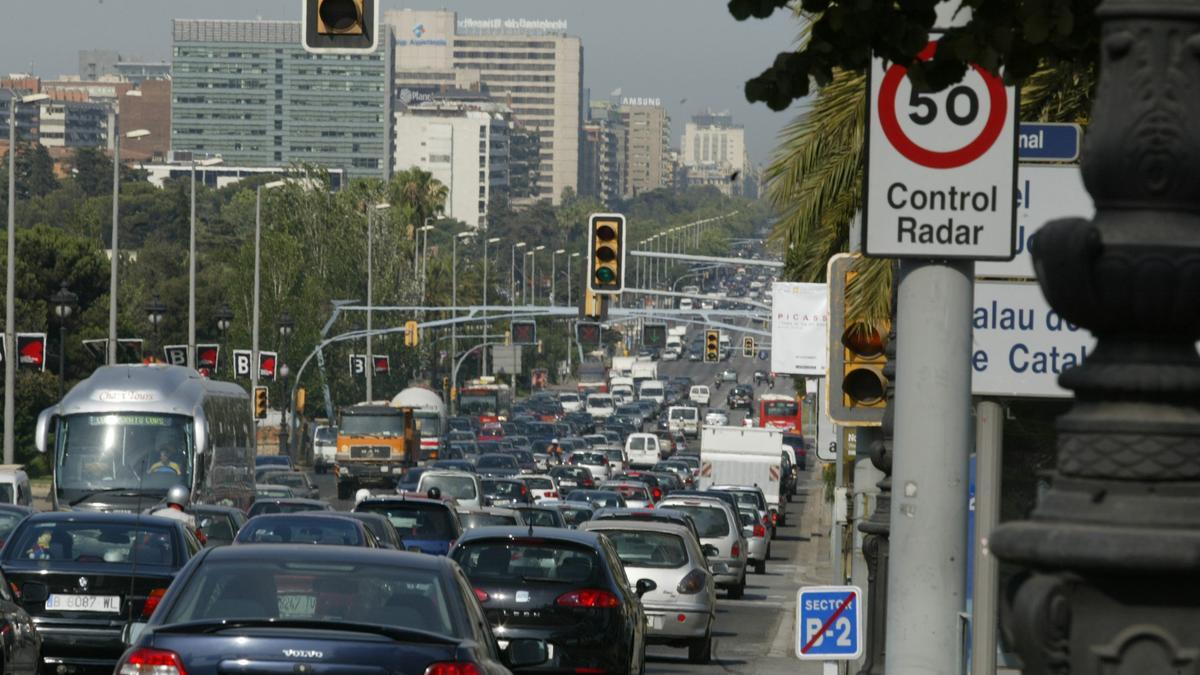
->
[[388, 167, 450, 232], [766, 26, 1097, 329]]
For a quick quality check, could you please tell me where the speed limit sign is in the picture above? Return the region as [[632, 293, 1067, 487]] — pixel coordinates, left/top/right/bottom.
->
[[863, 41, 1017, 260]]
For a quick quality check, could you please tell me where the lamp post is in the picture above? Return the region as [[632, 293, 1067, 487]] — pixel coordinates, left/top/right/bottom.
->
[[483, 236, 500, 376], [451, 231, 471, 412], [214, 303, 233, 379], [188, 155, 222, 369], [568, 252, 580, 374], [4, 90, 49, 465], [144, 293, 166, 360], [530, 245, 545, 306], [419, 218, 435, 309], [277, 312, 294, 455], [511, 242, 526, 310], [107, 120, 152, 366], [551, 249, 565, 306], [51, 282, 77, 399], [252, 180, 287, 416], [523, 251, 532, 307], [365, 202, 390, 403]]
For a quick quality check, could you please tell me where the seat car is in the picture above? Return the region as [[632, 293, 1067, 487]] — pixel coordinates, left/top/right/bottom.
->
[[566, 450, 611, 482], [457, 507, 526, 530], [1, 512, 200, 673], [262, 470, 320, 500], [581, 520, 717, 663], [481, 478, 534, 508], [451, 527, 651, 674], [246, 498, 333, 518], [116, 545, 549, 675], [656, 496, 747, 598], [548, 465, 594, 496], [235, 513, 380, 547], [191, 505, 247, 548], [353, 497, 462, 556], [417, 470, 485, 509], [600, 481, 654, 509], [476, 453, 522, 478]]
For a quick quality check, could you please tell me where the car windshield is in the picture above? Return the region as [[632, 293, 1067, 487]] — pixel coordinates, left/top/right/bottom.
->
[[420, 475, 478, 500], [314, 427, 337, 444], [236, 516, 365, 546], [660, 505, 730, 538], [603, 529, 689, 568], [356, 503, 456, 540], [55, 413, 194, 497], [605, 450, 624, 461], [607, 484, 650, 501], [670, 408, 697, 420], [9, 520, 176, 565], [477, 455, 518, 469], [454, 540, 602, 584], [460, 512, 518, 529], [588, 397, 613, 409], [162, 558, 457, 635]]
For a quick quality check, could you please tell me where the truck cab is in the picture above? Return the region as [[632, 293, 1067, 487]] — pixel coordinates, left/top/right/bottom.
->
[[335, 404, 417, 500]]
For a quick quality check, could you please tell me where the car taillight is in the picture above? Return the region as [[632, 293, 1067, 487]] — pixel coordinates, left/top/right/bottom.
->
[[424, 663, 481, 675], [732, 543, 741, 558], [118, 647, 188, 675], [771, 511, 779, 524], [549, 491, 559, 498], [141, 587, 168, 619], [676, 569, 707, 594], [583, 479, 594, 488], [8, 582, 18, 599], [556, 589, 621, 608], [473, 588, 489, 603], [651, 488, 662, 501], [753, 524, 766, 538]]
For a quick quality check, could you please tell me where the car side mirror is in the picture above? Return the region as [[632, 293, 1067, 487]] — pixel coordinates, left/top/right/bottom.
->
[[701, 544, 719, 558], [505, 638, 550, 668], [635, 578, 657, 598]]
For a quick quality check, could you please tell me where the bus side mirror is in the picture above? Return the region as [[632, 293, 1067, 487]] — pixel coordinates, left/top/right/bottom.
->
[[34, 407, 56, 454]]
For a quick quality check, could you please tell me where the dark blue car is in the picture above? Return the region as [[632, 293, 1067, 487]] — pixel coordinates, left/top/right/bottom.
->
[[116, 545, 549, 674], [353, 497, 462, 555]]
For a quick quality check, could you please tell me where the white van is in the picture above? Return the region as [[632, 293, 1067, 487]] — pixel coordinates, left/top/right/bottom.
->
[[638, 380, 666, 406], [668, 406, 701, 438], [586, 393, 615, 419], [558, 392, 583, 413], [625, 433, 662, 468], [718, 335, 732, 359], [679, 298, 694, 311], [0, 466, 32, 506], [689, 385, 711, 406]]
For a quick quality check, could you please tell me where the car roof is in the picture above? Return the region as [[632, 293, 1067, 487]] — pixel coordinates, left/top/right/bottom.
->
[[455, 525, 602, 547], [254, 498, 328, 506], [421, 470, 478, 478], [458, 507, 521, 517], [246, 512, 362, 522], [356, 497, 453, 509], [582, 520, 693, 537], [190, 504, 244, 515], [202, 543, 451, 570], [22, 511, 183, 527]]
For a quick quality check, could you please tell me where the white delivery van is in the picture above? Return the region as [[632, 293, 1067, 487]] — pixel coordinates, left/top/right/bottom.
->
[[624, 433, 663, 468], [610, 356, 636, 378], [699, 426, 786, 524], [586, 393, 615, 419], [668, 406, 700, 438], [689, 385, 711, 406], [638, 380, 666, 406], [0, 465, 32, 506]]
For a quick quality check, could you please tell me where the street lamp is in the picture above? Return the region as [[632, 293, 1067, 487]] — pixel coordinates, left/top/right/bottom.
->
[[144, 293, 166, 360], [365, 202, 390, 403], [277, 312, 294, 454], [4, 90, 49, 465], [511, 242, 526, 310], [50, 282, 77, 399], [252, 180, 287, 414], [214, 303, 233, 378], [483, 236, 500, 376], [417, 222, 435, 310], [108, 125, 151, 366], [567, 252, 581, 373], [530, 245, 545, 306], [451, 231, 471, 412], [188, 154, 223, 369], [551, 249, 565, 306]]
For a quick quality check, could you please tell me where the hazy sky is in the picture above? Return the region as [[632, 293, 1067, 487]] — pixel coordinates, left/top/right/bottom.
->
[[0, 1, 805, 164]]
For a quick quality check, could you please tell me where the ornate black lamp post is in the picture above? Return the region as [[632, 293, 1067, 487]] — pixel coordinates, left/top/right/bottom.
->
[[144, 294, 166, 362], [50, 282, 77, 399], [214, 303, 233, 377], [991, 1, 1200, 671], [277, 312, 294, 455]]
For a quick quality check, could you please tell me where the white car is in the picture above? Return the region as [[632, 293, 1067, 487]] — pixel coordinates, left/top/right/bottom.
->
[[416, 470, 484, 509], [705, 409, 730, 426], [668, 406, 701, 438], [587, 393, 615, 419], [662, 349, 680, 361], [689, 385, 711, 406], [559, 392, 583, 413], [625, 433, 663, 468]]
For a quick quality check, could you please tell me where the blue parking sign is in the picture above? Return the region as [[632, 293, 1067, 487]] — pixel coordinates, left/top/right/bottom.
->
[[795, 585, 864, 660]]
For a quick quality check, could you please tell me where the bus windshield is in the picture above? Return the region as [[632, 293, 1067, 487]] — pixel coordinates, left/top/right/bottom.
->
[[56, 413, 194, 497], [459, 393, 498, 416], [763, 401, 798, 417]]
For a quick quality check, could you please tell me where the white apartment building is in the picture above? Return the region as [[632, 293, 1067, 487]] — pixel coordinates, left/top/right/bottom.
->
[[681, 110, 748, 196]]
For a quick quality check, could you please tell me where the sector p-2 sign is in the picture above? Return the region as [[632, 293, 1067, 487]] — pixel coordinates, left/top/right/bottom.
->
[[864, 42, 1017, 260]]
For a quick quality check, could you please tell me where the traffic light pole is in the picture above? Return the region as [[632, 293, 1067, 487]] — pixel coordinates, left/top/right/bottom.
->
[[884, 260, 974, 675]]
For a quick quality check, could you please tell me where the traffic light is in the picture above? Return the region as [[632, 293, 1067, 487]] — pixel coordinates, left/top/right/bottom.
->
[[581, 287, 607, 320], [576, 322, 602, 348], [743, 336, 755, 358], [404, 320, 419, 347], [253, 386, 268, 420], [511, 321, 537, 345], [643, 324, 667, 349], [587, 213, 626, 294], [295, 388, 306, 412], [827, 253, 888, 426], [704, 330, 720, 363], [303, 0, 380, 54]]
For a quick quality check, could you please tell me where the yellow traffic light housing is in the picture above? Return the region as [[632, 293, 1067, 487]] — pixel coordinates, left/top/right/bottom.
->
[[704, 330, 720, 363], [295, 388, 307, 412], [743, 336, 755, 358], [827, 253, 888, 426], [842, 324, 887, 407], [588, 213, 626, 294], [253, 386, 269, 420], [404, 320, 420, 347], [303, 0, 379, 54]]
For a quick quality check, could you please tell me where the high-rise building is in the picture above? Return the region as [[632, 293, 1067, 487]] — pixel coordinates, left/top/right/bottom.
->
[[37, 101, 108, 149], [79, 49, 171, 84], [618, 97, 671, 197], [170, 19, 393, 179], [580, 100, 625, 206], [681, 109, 748, 196], [393, 101, 509, 229], [383, 9, 583, 204]]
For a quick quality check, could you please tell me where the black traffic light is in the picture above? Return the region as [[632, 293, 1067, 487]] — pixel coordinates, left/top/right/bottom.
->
[[643, 324, 667, 349], [303, 0, 379, 53], [743, 336, 755, 358], [827, 253, 888, 426], [253, 386, 269, 420], [704, 330, 720, 363], [588, 213, 626, 294], [511, 320, 537, 346]]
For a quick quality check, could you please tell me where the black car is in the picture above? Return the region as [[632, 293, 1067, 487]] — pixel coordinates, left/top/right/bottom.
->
[[2, 512, 200, 673], [513, 506, 566, 528], [476, 453, 521, 478], [234, 513, 380, 547], [0, 504, 36, 548], [246, 498, 333, 518], [345, 511, 406, 549], [482, 478, 534, 507], [262, 470, 321, 500], [354, 497, 462, 556], [727, 384, 754, 410], [452, 527, 652, 673], [548, 466, 595, 495], [191, 505, 248, 547], [395, 467, 430, 493], [117, 545, 549, 675]]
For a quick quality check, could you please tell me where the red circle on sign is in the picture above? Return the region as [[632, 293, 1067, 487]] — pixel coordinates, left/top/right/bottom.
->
[[878, 42, 1008, 169]]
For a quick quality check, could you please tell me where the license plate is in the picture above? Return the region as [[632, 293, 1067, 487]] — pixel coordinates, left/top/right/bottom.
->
[[45, 594, 121, 613], [499, 640, 556, 660], [380, 466, 391, 473], [647, 614, 664, 629]]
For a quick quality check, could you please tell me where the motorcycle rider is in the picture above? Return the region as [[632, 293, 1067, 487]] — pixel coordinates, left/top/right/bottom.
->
[[150, 484, 206, 544]]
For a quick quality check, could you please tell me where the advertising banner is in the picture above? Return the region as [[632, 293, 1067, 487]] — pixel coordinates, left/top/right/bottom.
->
[[771, 282, 829, 376]]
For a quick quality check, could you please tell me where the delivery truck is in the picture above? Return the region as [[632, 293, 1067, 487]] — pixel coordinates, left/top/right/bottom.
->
[[699, 426, 787, 525]]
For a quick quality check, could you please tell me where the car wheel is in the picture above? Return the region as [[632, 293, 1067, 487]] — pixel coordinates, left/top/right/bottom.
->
[[688, 628, 713, 664], [754, 559, 766, 574], [728, 579, 745, 599]]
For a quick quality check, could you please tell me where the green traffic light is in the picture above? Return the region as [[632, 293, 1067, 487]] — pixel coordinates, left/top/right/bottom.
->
[[595, 267, 616, 284]]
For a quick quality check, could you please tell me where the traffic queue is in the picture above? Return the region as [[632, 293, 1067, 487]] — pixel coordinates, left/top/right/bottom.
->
[[0, 362, 802, 675]]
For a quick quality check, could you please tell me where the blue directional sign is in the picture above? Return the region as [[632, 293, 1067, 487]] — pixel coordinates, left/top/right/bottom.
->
[[795, 585, 864, 660], [1018, 123, 1081, 162]]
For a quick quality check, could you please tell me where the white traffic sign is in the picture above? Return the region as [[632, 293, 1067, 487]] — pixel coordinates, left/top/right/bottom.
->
[[770, 282, 828, 376], [796, 585, 864, 660], [864, 42, 1018, 260]]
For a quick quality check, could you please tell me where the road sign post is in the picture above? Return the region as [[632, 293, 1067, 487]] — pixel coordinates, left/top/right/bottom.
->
[[796, 585, 864, 661]]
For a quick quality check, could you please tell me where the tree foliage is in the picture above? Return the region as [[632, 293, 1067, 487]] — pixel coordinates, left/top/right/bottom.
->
[[728, 0, 1101, 109]]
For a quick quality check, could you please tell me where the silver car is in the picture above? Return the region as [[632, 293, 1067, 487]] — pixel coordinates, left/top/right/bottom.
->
[[711, 484, 775, 546], [582, 520, 717, 663], [656, 496, 747, 598], [737, 510, 769, 574]]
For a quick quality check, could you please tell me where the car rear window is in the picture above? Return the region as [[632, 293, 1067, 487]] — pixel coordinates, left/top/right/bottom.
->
[[163, 559, 456, 636], [485, 481, 524, 498], [236, 517, 364, 547], [455, 540, 602, 585], [421, 475, 478, 500], [356, 504, 456, 540], [659, 505, 730, 538], [9, 521, 176, 565], [523, 477, 554, 490], [478, 455, 518, 469], [460, 513, 519, 529], [606, 484, 650, 501], [517, 509, 561, 528], [603, 530, 689, 569], [266, 473, 307, 488], [572, 452, 605, 465]]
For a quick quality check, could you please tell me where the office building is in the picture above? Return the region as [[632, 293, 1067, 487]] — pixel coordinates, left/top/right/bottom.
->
[[394, 101, 509, 229], [618, 97, 671, 197], [681, 109, 748, 196], [37, 100, 108, 149], [79, 49, 171, 84], [383, 9, 582, 204], [580, 100, 625, 206], [171, 19, 393, 179]]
